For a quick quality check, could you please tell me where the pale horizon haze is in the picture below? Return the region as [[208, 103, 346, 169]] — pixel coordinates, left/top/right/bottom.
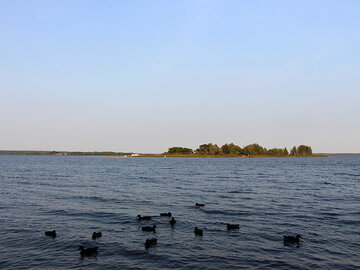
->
[[1, 1, 359, 153]]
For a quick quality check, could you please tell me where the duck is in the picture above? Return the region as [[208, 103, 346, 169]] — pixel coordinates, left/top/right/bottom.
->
[[170, 217, 176, 226], [283, 234, 302, 244], [195, 203, 205, 207], [137, 215, 152, 221], [227, 224, 240, 230], [194, 227, 203, 236], [44, 230, 56, 238], [92, 231, 102, 240], [160, 212, 172, 217], [78, 245, 98, 256], [142, 225, 158, 232], [145, 238, 157, 249]]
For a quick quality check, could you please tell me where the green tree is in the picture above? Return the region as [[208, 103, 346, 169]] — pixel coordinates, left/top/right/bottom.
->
[[290, 146, 297, 156], [243, 143, 266, 156], [195, 144, 210, 155], [230, 145, 242, 155], [266, 147, 289, 156], [297, 145, 312, 156], [209, 144, 220, 155], [220, 144, 231, 155], [195, 143, 220, 155], [167, 147, 193, 154]]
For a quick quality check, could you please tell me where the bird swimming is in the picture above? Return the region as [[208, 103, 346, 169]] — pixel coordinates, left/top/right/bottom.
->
[[195, 203, 205, 207], [142, 225, 157, 232], [227, 224, 240, 230], [160, 212, 172, 217], [92, 231, 102, 240], [137, 215, 152, 221], [78, 245, 98, 256], [170, 217, 176, 226], [283, 234, 302, 244], [44, 230, 56, 238], [194, 227, 203, 236], [145, 238, 157, 249]]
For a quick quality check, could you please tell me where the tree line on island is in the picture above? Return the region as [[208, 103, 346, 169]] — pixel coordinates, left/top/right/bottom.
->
[[166, 143, 313, 157]]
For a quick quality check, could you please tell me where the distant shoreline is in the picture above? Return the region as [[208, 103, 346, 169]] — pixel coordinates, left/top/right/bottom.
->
[[0, 150, 331, 157], [1, 150, 360, 157], [0, 150, 132, 156]]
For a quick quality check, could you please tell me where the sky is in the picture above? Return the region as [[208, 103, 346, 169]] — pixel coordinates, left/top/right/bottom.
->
[[1, 0, 359, 153]]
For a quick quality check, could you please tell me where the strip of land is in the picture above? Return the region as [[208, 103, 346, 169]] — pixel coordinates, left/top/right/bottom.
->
[[0, 150, 132, 156], [0, 142, 333, 157]]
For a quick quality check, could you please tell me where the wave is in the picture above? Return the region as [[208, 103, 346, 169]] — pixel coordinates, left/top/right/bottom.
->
[[334, 172, 360, 177]]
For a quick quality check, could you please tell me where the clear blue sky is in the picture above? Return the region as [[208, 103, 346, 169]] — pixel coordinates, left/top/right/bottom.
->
[[1, 0, 359, 153]]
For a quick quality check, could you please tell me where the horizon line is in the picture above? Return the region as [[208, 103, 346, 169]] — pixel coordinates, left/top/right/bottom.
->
[[1, 149, 360, 155]]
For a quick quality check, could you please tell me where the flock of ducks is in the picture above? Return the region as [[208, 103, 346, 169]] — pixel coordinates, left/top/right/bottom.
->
[[44, 203, 302, 257]]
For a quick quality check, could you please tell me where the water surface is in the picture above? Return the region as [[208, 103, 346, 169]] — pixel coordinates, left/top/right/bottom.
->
[[0, 156, 359, 269]]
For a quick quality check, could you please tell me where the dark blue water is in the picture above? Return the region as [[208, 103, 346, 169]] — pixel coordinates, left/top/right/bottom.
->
[[0, 156, 359, 269]]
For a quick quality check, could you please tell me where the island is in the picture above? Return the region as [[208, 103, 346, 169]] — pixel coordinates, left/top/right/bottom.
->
[[159, 143, 318, 158]]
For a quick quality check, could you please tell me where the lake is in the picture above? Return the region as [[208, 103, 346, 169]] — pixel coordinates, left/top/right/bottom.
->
[[0, 155, 359, 269]]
